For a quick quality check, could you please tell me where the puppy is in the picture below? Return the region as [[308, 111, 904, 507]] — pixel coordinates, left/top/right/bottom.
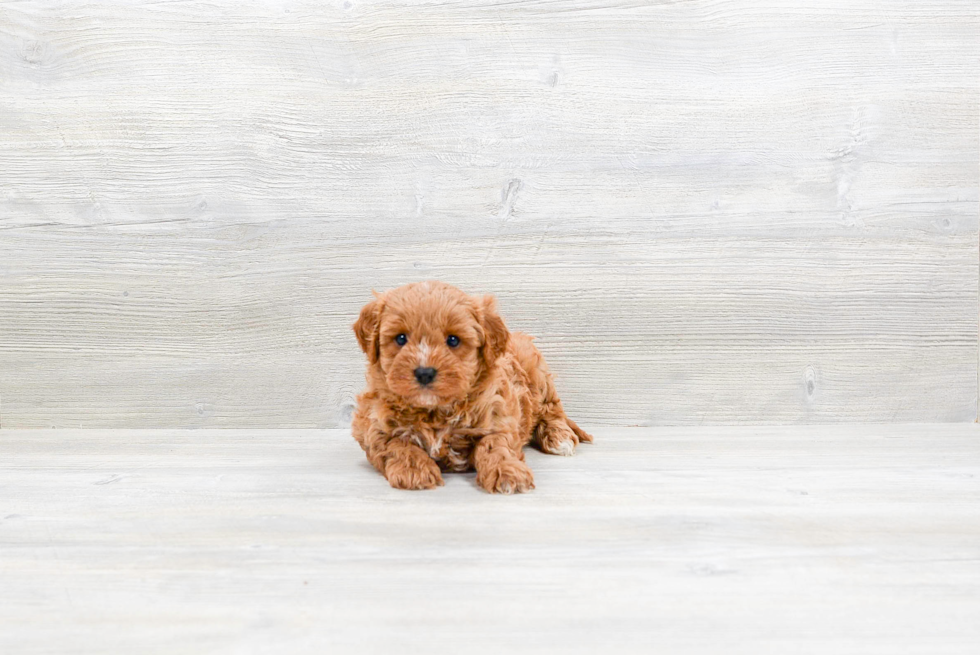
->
[[351, 281, 592, 494]]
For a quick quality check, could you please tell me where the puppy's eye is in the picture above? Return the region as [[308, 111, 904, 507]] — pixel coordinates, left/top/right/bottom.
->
[[395, 333, 408, 346], [446, 335, 460, 348]]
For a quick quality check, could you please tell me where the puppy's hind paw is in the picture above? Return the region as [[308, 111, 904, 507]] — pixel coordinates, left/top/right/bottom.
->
[[567, 418, 594, 444], [536, 420, 581, 456]]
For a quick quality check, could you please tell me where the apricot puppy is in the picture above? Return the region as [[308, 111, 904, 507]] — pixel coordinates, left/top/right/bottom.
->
[[351, 281, 592, 494]]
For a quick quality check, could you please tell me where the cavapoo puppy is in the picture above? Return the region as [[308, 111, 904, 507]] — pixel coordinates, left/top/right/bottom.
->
[[351, 281, 592, 494]]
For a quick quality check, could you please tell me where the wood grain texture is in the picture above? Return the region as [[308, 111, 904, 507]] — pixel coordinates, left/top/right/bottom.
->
[[1, 425, 979, 654], [0, 1, 977, 427]]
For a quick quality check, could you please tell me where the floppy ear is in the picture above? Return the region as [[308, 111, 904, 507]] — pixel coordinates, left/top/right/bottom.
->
[[352, 292, 385, 364], [478, 294, 510, 370]]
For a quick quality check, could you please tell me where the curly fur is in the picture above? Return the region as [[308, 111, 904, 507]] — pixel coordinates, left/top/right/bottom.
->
[[351, 281, 593, 494]]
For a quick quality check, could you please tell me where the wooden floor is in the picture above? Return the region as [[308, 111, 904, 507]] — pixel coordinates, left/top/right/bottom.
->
[[2, 425, 979, 654]]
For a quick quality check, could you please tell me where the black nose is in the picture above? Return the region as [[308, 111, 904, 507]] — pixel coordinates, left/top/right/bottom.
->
[[414, 367, 437, 386]]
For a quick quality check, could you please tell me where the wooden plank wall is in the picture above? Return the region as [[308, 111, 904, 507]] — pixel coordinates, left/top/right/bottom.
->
[[0, 1, 977, 428]]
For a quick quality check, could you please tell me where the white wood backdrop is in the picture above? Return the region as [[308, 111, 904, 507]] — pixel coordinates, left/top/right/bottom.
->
[[0, 0, 977, 428]]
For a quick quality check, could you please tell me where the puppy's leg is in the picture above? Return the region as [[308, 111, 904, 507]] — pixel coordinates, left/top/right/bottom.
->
[[509, 332, 594, 457], [353, 401, 444, 490], [474, 433, 535, 494], [361, 423, 444, 490], [531, 373, 594, 457], [381, 440, 445, 490]]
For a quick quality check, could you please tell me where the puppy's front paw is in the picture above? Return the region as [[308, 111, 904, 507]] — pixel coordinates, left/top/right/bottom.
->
[[477, 458, 535, 494], [385, 453, 444, 490]]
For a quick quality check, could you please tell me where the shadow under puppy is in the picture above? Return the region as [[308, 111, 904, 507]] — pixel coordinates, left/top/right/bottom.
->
[[351, 281, 593, 494]]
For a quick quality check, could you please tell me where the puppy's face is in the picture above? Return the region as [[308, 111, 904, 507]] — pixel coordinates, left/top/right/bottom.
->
[[353, 282, 509, 408]]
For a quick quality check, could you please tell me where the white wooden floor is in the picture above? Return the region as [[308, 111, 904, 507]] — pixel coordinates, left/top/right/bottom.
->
[[2, 425, 979, 654]]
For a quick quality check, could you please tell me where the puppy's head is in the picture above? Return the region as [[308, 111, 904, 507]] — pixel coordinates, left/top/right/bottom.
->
[[353, 281, 509, 408]]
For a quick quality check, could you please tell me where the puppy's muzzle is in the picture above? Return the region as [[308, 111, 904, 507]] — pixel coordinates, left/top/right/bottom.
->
[[414, 367, 437, 386]]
